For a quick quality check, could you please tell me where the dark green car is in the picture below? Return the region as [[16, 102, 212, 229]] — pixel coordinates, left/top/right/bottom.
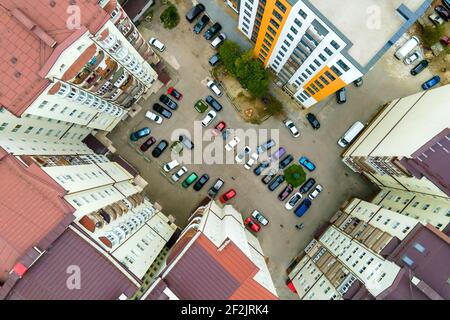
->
[[182, 172, 198, 188]]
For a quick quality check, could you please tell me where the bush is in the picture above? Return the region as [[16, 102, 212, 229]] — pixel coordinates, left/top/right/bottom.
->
[[219, 40, 242, 76], [284, 165, 306, 188], [420, 24, 445, 48], [160, 3, 179, 29], [263, 94, 284, 116]]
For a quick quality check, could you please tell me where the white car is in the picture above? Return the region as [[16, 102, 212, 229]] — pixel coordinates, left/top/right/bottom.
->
[[149, 37, 166, 52], [284, 119, 300, 138], [207, 80, 223, 97], [225, 136, 241, 151], [201, 110, 217, 127], [308, 184, 323, 200], [163, 159, 180, 172], [235, 146, 251, 163], [171, 166, 188, 182], [211, 33, 226, 48], [145, 111, 163, 124], [404, 50, 422, 65], [285, 192, 302, 210], [244, 153, 259, 170], [251, 210, 269, 226]]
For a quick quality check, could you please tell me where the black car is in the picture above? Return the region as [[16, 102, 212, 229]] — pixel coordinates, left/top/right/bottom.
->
[[353, 77, 363, 87], [194, 14, 210, 33], [193, 174, 210, 191], [186, 3, 205, 23], [204, 23, 222, 40], [159, 94, 178, 110], [279, 155, 294, 170], [153, 103, 172, 119], [278, 184, 294, 201], [435, 5, 450, 21], [207, 178, 224, 198], [205, 95, 223, 111], [410, 60, 429, 76], [262, 169, 277, 184], [268, 175, 285, 191], [209, 54, 221, 66], [254, 161, 270, 176], [306, 113, 320, 129], [336, 88, 346, 104], [152, 140, 168, 158], [299, 178, 316, 194]]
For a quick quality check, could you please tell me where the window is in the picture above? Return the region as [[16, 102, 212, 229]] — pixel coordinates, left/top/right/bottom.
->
[[294, 18, 302, 28], [287, 34, 294, 41], [263, 38, 271, 46], [320, 75, 329, 85], [24, 126, 34, 134], [314, 59, 321, 67], [421, 203, 430, 211], [265, 33, 274, 42], [319, 53, 326, 62], [402, 255, 414, 267], [337, 60, 350, 71], [38, 100, 48, 109], [281, 45, 287, 52], [267, 26, 277, 36], [270, 19, 280, 29], [12, 125, 22, 132], [283, 40, 290, 47], [245, 2, 252, 11], [298, 9, 307, 19], [275, 1, 286, 13], [314, 80, 324, 89], [413, 242, 425, 253], [324, 47, 333, 56], [290, 26, 298, 35], [272, 9, 283, 21], [0, 122, 8, 131], [309, 64, 316, 71], [330, 40, 340, 49], [330, 66, 342, 76], [412, 201, 420, 208]]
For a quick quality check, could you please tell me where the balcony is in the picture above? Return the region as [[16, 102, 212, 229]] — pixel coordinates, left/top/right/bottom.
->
[[120, 74, 133, 91], [127, 29, 139, 45], [118, 17, 133, 37], [114, 46, 128, 62], [96, 57, 118, 80], [110, 7, 122, 24]]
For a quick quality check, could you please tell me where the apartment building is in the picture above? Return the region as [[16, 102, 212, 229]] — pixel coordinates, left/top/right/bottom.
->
[[142, 200, 278, 300], [342, 84, 450, 201], [236, 0, 432, 107], [0, 0, 159, 144], [287, 198, 449, 300]]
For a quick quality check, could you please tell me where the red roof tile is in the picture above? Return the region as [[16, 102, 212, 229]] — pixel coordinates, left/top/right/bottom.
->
[[0, 148, 75, 282]]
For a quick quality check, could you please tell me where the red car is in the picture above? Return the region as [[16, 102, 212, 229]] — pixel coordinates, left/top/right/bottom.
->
[[167, 87, 183, 100], [440, 36, 450, 46], [244, 217, 261, 232], [219, 188, 236, 204], [212, 121, 226, 136], [140, 136, 156, 151]]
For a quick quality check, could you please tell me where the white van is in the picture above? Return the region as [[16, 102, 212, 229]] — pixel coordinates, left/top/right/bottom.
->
[[394, 36, 419, 60], [207, 80, 223, 97], [338, 121, 365, 148]]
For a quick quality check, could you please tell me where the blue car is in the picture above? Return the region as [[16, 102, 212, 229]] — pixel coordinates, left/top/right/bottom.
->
[[422, 76, 440, 90], [299, 156, 316, 172], [294, 198, 311, 217], [130, 127, 151, 141]]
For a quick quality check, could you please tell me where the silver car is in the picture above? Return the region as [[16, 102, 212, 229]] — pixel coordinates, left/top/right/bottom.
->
[[171, 166, 188, 182]]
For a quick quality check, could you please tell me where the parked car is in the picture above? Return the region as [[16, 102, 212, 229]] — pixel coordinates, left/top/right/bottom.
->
[[193, 174, 210, 191], [256, 139, 276, 154], [435, 5, 450, 21], [285, 192, 302, 210], [204, 22, 222, 40], [251, 210, 269, 226], [225, 136, 241, 151], [193, 14, 210, 33], [140, 136, 156, 152], [299, 178, 316, 194], [353, 77, 363, 87], [207, 80, 223, 97], [152, 140, 168, 158], [170, 141, 184, 155], [219, 189, 236, 203], [422, 76, 440, 90], [338, 121, 365, 148], [440, 36, 450, 46], [279, 155, 294, 170], [159, 94, 178, 110], [299, 156, 316, 172], [283, 119, 300, 138], [145, 111, 163, 124], [182, 172, 198, 188], [130, 127, 151, 141], [268, 175, 285, 191], [270, 147, 286, 162], [444, 0, 450, 10], [171, 166, 188, 182], [205, 95, 223, 111], [235, 146, 251, 163], [336, 88, 347, 104], [244, 217, 261, 233], [148, 37, 165, 52], [179, 134, 194, 150], [201, 110, 217, 127], [209, 54, 221, 66], [185, 3, 205, 23], [222, 128, 232, 141], [254, 161, 270, 176], [194, 99, 209, 113], [212, 121, 226, 136], [163, 159, 180, 172], [262, 169, 277, 184], [207, 178, 225, 198], [244, 153, 259, 170], [211, 33, 226, 48], [153, 103, 172, 119], [167, 87, 183, 100], [404, 50, 422, 65], [429, 12, 445, 25], [306, 113, 320, 129], [394, 36, 420, 60], [294, 198, 312, 217], [410, 60, 428, 76], [278, 184, 294, 201], [309, 184, 323, 200]]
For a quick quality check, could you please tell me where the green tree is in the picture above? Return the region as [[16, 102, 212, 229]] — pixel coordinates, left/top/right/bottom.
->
[[160, 3, 180, 29], [284, 165, 306, 188], [420, 24, 445, 48], [218, 40, 242, 75]]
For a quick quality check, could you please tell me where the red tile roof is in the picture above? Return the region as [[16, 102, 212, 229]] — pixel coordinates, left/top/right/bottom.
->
[[0, 148, 75, 282], [0, 0, 110, 116]]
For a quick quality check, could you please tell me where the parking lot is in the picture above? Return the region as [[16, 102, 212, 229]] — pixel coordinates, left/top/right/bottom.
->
[[108, 0, 436, 299]]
